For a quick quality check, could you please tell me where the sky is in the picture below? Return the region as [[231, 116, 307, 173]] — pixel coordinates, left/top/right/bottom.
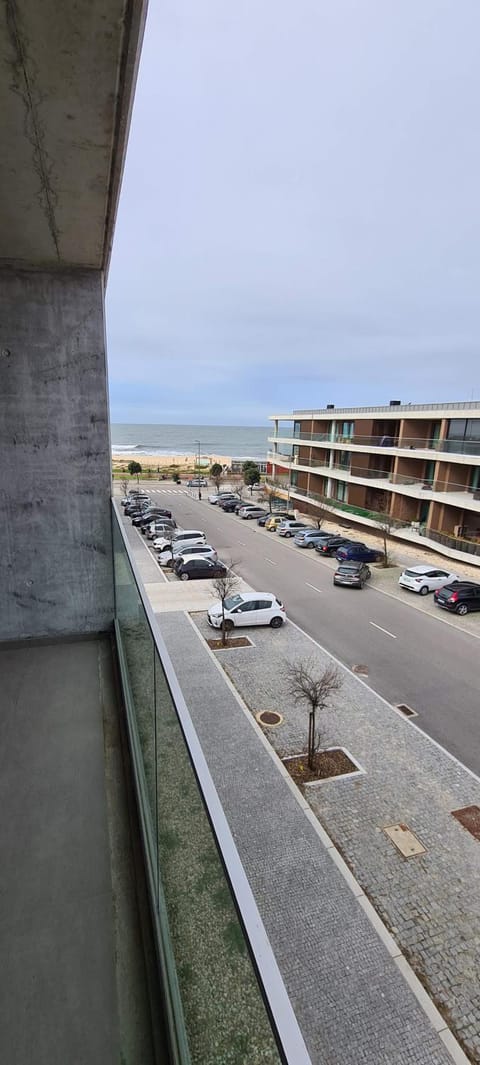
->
[[106, 0, 480, 426]]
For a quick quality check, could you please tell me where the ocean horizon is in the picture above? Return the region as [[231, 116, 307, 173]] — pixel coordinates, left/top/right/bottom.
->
[[111, 422, 276, 460]]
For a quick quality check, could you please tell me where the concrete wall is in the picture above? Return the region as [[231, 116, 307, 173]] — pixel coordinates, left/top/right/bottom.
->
[[0, 268, 114, 639]]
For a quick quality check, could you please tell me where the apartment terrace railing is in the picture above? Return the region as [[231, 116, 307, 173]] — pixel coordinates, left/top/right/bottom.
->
[[270, 432, 480, 456], [266, 483, 480, 557], [112, 502, 311, 1065], [268, 454, 480, 498], [291, 400, 480, 416]]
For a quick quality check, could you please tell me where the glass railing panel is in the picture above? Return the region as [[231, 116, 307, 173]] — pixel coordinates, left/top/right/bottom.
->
[[154, 655, 280, 1065], [112, 515, 157, 838]]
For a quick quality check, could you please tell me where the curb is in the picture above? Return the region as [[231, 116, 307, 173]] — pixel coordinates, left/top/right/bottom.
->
[[183, 610, 472, 1065]]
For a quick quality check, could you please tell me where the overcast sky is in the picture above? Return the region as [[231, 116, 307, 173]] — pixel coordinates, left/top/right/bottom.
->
[[106, 0, 480, 425]]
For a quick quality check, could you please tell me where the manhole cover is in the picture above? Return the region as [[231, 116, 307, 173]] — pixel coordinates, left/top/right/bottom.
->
[[352, 664, 369, 676], [256, 710, 283, 727], [384, 823, 426, 858], [452, 805, 480, 841], [397, 703, 418, 718]]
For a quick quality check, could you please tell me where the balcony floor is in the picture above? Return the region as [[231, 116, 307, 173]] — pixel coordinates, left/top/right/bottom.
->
[[0, 637, 156, 1065]]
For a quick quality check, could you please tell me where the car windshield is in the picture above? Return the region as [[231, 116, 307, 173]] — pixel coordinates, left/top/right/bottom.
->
[[338, 563, 359, 572], [224, 594, 243, 610], [404, 568, 429, 578]]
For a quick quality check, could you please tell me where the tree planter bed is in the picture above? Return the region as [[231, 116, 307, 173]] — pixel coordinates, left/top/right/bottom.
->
[[283, 747, 363, 785], [207, 636, 253, 650]]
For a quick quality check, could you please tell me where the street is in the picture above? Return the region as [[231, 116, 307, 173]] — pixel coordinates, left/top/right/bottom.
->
[[134, 484, 480, 776]]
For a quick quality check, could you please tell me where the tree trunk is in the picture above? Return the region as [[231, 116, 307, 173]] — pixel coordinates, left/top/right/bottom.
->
[[308, 710, 315, 770]]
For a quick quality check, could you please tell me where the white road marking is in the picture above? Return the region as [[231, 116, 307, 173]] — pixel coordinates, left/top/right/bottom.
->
[[264, 557, 277, 566], [369, 621, 397, 639], [237, 540, 246, 545], [305, 582, 323, 594]]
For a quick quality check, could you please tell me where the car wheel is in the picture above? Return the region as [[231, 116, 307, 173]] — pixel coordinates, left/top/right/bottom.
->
[[308, 542, 315, 548], [456, 603, 468, 615], [270, 616, 283, 628], [223, 619, 234, 631], [180, 572, 190, 581], [419, 585, 429, 596], [285, 532, 291, 538]]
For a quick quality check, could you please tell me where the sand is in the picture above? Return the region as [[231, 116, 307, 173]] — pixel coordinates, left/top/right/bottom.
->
[[112, 452, 232, 470]]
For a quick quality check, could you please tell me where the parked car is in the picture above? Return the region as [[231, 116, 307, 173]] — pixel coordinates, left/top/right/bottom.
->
[[175, 558, 228, 581], [336, 542, 384, 563], [174, 544, 217, 563], [333, 561, 371, 588], [125, 500, 150, 515], [238, 506, 268, 520], [132, 507, 172, 526], [208, 491, 236, 505], [218, 498, 239, 512], [264, 513, 296, 531], [234, 500, 254, 514], [207, 591, 286, 630], [154, 530, 206, 551], [146, 519, 177, 538], [315, 536, 352, 556], [277, 520, 309, 538], [187, 477, 208, 487], [398, 565, 461, 596], [434, 581, 480, 615], [293, 529, 332, 549]]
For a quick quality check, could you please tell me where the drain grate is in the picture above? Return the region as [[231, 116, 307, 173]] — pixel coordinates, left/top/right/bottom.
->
[[256, 710, 283, 727], [452, 805, 480, 841], [397, 703, 418, 718], [352, 664, 369, 676]]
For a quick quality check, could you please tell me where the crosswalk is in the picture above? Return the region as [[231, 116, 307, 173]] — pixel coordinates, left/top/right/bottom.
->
[[149, 488, 185, 494]]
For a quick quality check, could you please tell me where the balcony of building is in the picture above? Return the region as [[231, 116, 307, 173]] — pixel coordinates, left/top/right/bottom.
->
[[268, 430, 480, 460]]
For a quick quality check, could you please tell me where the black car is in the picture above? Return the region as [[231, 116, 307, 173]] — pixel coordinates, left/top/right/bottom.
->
[[174, 558, 228, 581], [315, 536, 352, 557], [132, 507, 173, 526], [124, 500, 150, 515], [257, 510, 295, 527], [434, 581, 480, 615], [333, 561, 371, 588], [218, 498, 239, 512]]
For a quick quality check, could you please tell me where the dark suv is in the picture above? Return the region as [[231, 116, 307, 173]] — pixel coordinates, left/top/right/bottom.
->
[[434, 581, 480, 615], [333, 561, 371, 588]]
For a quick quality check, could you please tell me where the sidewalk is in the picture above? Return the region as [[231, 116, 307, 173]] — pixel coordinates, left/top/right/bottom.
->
[[188, 612, 480, 1064]]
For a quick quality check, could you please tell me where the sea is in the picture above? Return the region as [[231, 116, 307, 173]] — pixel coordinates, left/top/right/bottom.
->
[[111, 424, 271, 461]]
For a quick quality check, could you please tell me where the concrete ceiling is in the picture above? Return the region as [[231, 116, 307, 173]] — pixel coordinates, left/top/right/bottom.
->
[[0, 0, 147, 270]]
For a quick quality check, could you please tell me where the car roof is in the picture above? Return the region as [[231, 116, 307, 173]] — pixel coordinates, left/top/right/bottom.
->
[[233, 591, 275, 601], [403, 564, 445, 575]]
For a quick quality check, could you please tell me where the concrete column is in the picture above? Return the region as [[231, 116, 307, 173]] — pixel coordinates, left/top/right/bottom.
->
[[0, 268, 114, 640]]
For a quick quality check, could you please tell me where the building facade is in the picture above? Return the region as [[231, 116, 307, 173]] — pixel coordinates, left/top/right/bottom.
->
[[268, 401, 480, 562]]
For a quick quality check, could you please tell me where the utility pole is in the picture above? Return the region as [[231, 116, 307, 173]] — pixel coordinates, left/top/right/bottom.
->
[[194, 439, 201, 499]]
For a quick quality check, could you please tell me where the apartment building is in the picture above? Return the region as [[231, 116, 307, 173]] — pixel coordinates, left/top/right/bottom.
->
[[268, 401, 480, 563]]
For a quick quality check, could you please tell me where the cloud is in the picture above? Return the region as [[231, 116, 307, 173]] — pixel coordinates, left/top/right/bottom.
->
[[106, 0, 480, 421]]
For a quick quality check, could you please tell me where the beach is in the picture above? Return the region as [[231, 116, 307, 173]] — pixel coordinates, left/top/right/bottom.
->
[[112, 452, 233, 471]]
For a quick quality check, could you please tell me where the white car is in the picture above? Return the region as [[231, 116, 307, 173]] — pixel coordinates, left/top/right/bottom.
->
[[147, 520, 177, 539], [153, 530, 206, 551], [207, 591, 286, 630], [158, 544, 217, 567], [398, 565, 461, 596]]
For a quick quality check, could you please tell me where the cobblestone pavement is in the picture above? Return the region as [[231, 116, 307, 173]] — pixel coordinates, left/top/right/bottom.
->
[[158, 611, 456, 1065], [189, 613, 480, 1064]]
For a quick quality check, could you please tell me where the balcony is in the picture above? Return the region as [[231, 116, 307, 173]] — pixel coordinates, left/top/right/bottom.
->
[[269, 431, 480, 458], [269, 481, 480, 562], [268, 454, 480, 512]]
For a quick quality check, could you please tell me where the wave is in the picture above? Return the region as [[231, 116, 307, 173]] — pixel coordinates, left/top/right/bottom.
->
[[111, 443, 139, 451]]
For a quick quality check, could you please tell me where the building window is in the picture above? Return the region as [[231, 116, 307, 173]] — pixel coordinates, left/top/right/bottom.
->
[[338, 451, 351, 470], [291, 470, 298, 486], [424, 460, 435, 485], [336, 481, 347, 502]]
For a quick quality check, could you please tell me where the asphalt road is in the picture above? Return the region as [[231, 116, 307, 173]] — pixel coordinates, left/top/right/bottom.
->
[[137, 486, 480, 776]]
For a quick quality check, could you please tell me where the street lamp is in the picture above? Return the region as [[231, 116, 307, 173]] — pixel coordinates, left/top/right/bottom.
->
[[194, 439, 201, 499]]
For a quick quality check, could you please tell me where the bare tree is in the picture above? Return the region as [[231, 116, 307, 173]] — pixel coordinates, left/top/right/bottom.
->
[[211, 564, 240, 646], [373, 497, 398, 567], [120, 478, 129, 497], [258, 479, 286, 513], [155, 526, 176, 568], [285, 659, 343, 770]]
